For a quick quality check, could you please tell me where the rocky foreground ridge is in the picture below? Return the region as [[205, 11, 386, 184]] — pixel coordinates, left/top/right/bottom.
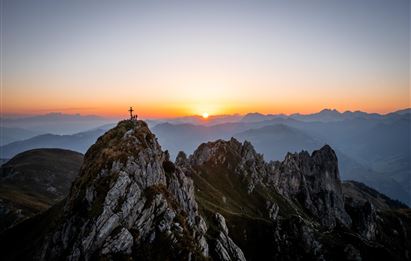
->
[[1, 120, 410, 261]]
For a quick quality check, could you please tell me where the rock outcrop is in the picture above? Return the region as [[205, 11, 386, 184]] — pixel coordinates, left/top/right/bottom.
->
[[38, 120, 208, 260], [213, 213, 246, 261], [189, 138, 269, 194], [271, 145, 352, 228]]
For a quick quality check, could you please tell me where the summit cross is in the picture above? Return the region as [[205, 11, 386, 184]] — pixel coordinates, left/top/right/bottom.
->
[[129, 107, 134, 119]]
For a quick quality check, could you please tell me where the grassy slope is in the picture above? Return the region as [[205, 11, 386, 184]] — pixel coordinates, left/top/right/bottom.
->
[[0, 148, 83, 231], [190, 152, 302, 260], [342, 180, 408, 209]]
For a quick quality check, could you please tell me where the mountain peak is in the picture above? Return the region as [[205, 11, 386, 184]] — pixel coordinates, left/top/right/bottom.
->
[[40, 119, 209, 260], [241, 112, 274, 123], [189, 137, 262, 167], [276, 144, 351, 228], [319, 108, 340, 114], [75, 120, 161, 184], [312, 144, 337, 161]]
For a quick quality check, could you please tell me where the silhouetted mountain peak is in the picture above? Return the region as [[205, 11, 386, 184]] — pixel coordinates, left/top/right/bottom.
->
[[393, 108, 411, 115], [319, 108, 339, 114], [241, 112, 276, 123], [312, 144, 337, 161], [244, 112, 265, 117]]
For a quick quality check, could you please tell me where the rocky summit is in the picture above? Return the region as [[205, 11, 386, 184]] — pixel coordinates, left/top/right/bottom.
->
[[1, 120, 410, 261]]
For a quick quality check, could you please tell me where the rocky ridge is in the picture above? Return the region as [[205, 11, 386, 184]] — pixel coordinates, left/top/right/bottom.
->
[[0, 119, 410, 261], [38, 120, 209, 260]]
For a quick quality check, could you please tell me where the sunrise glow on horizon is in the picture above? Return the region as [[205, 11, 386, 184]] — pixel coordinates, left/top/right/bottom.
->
[[1, 0, 409, 118]]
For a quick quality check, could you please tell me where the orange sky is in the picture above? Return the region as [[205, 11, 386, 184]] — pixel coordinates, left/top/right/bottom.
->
[[2, 70, 409, 118], [1, 0, 410, 118], [2, 62, 409, 118], [2, 92, 409, 118]]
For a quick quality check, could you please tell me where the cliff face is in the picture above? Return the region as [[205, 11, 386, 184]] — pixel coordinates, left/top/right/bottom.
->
[[271, 145, 352, 228], [1, 119, 409, 261]]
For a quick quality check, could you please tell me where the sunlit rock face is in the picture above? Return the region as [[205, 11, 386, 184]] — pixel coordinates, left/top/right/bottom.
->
[[39, 120, 208, 260], [15, 119, 409, 261]]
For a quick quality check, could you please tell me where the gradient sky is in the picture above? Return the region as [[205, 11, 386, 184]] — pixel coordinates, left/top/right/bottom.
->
[[1, 0, 410, 118]]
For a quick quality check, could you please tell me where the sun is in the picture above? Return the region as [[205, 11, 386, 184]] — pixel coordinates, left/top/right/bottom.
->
[[202, 112, 209, 119]]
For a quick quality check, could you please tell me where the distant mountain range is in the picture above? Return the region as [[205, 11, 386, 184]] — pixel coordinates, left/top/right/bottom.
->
[[0, 127, 40, 146], [0, 108, 409, 205], [0, 128, 107, 159], [152, 109, 411, 205], [1, 108, 409, 142], [1, 112, 118, 135]]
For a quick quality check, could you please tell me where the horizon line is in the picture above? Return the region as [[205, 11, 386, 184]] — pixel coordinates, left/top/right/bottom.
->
[[1, 107, 410, 120]]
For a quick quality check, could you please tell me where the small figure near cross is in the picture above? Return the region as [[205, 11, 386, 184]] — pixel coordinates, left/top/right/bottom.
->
[[129, 106, 138, 121]]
